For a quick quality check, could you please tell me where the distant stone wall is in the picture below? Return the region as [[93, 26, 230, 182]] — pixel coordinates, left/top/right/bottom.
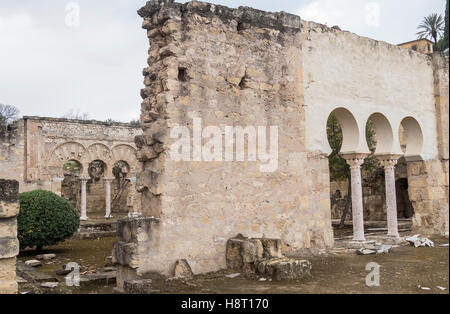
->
[[0, 117, 142, 214], [0, 179, 19, 294]]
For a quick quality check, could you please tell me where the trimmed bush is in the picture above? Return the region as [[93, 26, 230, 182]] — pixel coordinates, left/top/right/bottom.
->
[[18, 190, 80, 250]]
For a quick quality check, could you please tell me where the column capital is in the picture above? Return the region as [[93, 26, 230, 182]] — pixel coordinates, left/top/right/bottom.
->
[[80, 177, 90, 182], [341, 153, 369, 169], [104, 177, 115, 182], [377, 154, 403, 170]]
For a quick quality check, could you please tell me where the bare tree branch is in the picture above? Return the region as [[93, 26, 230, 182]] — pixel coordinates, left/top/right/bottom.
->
[[0, 104, 20, 124]]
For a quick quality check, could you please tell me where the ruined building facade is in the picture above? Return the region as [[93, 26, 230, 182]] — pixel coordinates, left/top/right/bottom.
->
[[0, 117, 142, 218], [112, 0, 449, 287]]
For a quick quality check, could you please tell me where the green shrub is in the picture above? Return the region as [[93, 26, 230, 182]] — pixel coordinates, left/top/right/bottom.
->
[[18, 190, 80, 250]]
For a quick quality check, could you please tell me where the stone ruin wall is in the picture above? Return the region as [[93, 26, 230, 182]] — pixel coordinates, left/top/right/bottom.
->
[[115, 1, 449, 285], [0, 179, 19, 294], [122, 0, 334, 280], [300, 20, 449, 235], [0, 117, 142, 215]]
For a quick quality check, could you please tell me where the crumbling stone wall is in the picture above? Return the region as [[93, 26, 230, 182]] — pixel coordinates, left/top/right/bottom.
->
[[129, 0, 333, 279], [121, 1, 449, 286], [0, 179, 19, 294], [0, 117, 142, 214]]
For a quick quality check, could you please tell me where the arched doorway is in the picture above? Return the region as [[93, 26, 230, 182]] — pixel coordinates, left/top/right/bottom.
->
[[327, 108, 361, 235], [111, 160, 131, 214], [61, 160, 83, 211], [400, 117, 424, 157], [86, 160, 107, 215]]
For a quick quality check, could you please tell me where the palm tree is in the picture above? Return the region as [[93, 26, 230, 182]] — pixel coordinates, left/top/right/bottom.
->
[[417, 13, 445, 46]]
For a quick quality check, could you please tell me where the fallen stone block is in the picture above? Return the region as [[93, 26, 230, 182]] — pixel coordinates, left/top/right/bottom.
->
[[173, 259, 194, 280], [226, 235, 284, 273], [377, 245, 392, 254], [80, 272, 117, 285], [41, 282, 58, 289], [25, 260, 42, 267], [36, 254, 56, 261], [406, 235, 434, 248], [15, 276, 28, 284], [255, 258, 312, 281], [124, 279, 153, 294], [16, 260, 57, 283], [356, 249, 377, 256]]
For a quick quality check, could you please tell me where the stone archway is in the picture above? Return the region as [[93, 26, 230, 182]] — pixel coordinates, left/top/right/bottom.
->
[[400, 117, 424, 157], [45, 141, 139, 221], [367, 113, 395, 155], [327, 107, 361, 154]]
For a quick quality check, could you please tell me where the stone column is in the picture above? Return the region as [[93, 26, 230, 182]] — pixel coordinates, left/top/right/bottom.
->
[[0, 179, 20, 294], [342, 154, 369, 242], [104, 178, 114, 219], [80, 178, 89, 221], [379, 155, 402, 238]]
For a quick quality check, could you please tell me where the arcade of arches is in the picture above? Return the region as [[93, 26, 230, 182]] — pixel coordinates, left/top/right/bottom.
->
[[0, 116, 143, 220]]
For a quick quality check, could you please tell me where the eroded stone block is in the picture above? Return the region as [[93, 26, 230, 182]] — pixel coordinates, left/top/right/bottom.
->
[[124, 279, 153, 294], [256, 258, 312, 281]]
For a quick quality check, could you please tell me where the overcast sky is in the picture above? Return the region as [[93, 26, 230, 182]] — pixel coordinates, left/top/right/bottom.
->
[[0, 0, 446, 122]]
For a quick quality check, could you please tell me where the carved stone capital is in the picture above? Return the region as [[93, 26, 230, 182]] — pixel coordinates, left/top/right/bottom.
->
[[341, 153, 369, 170], [377, 154, 403, 170]]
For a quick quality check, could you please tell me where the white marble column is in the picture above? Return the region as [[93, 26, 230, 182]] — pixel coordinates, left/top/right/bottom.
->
[[80, 178, 89, 221], [104, 178, 114, 219], [343, 154, 368, 242], [379, 155, 402, 238]]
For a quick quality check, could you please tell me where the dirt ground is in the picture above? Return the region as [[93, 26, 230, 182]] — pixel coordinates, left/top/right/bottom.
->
[[17, 235, 449, 295]]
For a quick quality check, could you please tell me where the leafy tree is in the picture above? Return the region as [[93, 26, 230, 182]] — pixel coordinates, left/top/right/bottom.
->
[[18, 190, 80, 251], [327, 115, 379, 227], [417, 13, 445, 47]]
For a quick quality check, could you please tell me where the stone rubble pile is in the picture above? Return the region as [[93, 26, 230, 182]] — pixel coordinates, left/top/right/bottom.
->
[[406, 235, 435, 248], [355, 243, 393, 255]]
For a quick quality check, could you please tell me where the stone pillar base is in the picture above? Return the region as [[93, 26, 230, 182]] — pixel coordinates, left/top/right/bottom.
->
[[0, 179, 20, 294]]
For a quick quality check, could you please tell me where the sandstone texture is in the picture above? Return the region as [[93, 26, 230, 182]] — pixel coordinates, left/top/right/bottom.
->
[[114, 0, 449, 286], [0, 117, 142, 215], [0, 179, 19, 294]]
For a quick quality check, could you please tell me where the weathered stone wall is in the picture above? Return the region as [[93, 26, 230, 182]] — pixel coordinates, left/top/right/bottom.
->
[[119, 1, 449, 284], [130, 0, 333, 278], [0, 179, 19, 294], [300, 20, 449, 235], [408, 160, 449, 235], [0, 117, 142, 214], [301, 21, 440, 159]]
